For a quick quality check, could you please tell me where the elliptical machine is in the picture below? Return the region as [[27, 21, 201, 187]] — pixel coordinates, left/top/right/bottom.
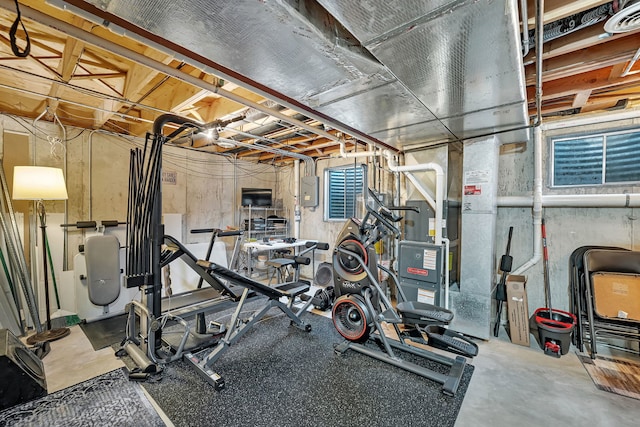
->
[[331, 190, 477, 396]]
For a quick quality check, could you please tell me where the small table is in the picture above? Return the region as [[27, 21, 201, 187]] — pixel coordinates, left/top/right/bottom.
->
[[243, 239, 311, 278]]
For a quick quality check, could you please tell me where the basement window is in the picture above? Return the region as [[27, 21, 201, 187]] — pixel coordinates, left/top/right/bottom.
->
[[551, 129, 640, 187], [324, 164, 367, 221]]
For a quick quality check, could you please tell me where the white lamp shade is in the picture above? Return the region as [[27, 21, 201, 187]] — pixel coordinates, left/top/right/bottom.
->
[[12, 166, 68, 200]]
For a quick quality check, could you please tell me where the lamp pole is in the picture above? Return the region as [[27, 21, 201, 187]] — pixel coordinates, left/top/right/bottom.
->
[[25, 201, 70, 344]]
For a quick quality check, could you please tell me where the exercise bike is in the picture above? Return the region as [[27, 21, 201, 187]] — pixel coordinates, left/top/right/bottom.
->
[[331, 190, 477, 396]]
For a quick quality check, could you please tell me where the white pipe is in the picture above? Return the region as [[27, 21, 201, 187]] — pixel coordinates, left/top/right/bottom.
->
[[443, 237, 450, 309], [499, 193, 640, 207], [294, 160, 300, 239], [403, 173, 437, 211], [385, 152, 444, 245], [88, 130, 97, 219], [335, 140, 384, 159], [513, 0, 544, 275], [52, 111, 69, 269], [512, 126, 542, 275]]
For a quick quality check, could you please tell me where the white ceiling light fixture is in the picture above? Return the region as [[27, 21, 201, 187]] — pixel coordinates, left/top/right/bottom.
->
[[604, 0, 640, 33], [216, 137, 236, 149], [205, 127, 219, 141]]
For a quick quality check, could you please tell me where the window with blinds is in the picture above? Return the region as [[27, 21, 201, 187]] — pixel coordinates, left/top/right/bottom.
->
[[551, 130, 640, 187], [324, 164, 366, 221]]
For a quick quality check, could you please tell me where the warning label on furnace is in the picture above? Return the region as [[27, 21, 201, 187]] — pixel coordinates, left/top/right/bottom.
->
[[423, 249, 437, 270], [464, 185, 481, 195], [417, 288, 435, 305], [464, 169, 490, 185]]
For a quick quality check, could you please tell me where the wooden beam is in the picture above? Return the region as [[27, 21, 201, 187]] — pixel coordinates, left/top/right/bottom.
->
[[580, 98, 623, 113], [47, 16, 92, 113], [572, 90, 591, 108], [93, 47, 174, 129], [609, 63, 627, 80], [525, 33, 640, 85], [71, 72, 126, 79], [528, 66, 640, 101]]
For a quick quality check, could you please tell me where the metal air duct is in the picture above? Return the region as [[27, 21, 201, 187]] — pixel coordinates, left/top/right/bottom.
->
[[605, 0, 640, 33]]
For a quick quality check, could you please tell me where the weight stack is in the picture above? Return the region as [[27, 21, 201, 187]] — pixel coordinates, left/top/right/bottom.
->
[[0, 329, 48, 410]]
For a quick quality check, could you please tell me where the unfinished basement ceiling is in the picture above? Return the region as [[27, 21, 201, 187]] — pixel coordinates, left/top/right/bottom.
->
[[2, 1, 636, 160], [61, 0, 530, 148]]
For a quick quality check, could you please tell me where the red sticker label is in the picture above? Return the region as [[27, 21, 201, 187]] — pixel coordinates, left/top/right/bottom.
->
[[407, 267, 429, 276], [464, 185, 481, 195]]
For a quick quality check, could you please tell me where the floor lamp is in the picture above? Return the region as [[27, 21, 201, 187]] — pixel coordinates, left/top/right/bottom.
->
[[12, 166, 70, 344]]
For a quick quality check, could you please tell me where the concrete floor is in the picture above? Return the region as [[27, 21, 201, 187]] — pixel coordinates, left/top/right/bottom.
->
[[457, 331, 640, 427], [37, 315, 640, 426]]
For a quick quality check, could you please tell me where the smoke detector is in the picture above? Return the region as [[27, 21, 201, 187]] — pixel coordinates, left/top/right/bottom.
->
[[605, 0, 640, 33]]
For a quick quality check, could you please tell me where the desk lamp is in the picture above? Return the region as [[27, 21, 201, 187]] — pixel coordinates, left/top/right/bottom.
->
[[12, 166, 70, 343]]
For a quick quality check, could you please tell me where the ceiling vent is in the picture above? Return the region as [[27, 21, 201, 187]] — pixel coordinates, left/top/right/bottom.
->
[[605, 0, 640, 33]]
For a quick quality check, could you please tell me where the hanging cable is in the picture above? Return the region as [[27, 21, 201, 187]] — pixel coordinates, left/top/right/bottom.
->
[[9, 0, 30, 58]]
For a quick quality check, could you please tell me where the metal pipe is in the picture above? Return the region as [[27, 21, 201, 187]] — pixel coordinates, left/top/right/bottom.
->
[[219, 128, 315, 174], [0, 166, 43, 332], [534, 0, 544, 126], [520, 0, 530, 57], [499, 193, 640, 207]]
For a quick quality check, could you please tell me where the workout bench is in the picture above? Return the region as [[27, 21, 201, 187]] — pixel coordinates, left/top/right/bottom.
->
[[184, 260, 312, 390]]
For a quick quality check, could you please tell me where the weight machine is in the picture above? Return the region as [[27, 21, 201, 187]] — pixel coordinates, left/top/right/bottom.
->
[[331, 190, 477, 396], [120, 113, 324, 386]]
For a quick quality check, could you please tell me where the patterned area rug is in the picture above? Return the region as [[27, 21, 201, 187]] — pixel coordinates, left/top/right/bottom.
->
[[0, 368, 165, 427], [579, 354, 640, 400]]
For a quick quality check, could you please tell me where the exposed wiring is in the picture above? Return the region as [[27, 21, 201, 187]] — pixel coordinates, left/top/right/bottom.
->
[[0, 63, 169, 116], [46, 135, 65, 160], [1, 112, 288, 185]]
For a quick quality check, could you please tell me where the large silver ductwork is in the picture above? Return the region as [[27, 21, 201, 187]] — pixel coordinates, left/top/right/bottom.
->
[[54, 0, 529, 148]]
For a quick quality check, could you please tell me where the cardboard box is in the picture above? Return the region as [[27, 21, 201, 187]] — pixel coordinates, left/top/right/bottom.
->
[[506, 275, 530, 346], [592, 272, 640, 321]]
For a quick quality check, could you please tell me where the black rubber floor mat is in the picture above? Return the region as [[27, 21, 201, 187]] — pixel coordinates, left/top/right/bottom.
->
[[143, 312, 475, 427], [79, 314, 132, 351]]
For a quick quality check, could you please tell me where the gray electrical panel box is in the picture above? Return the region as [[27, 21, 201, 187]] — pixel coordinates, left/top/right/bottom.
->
[[300, 175, 319, 207], [397, 241, 444, 306]]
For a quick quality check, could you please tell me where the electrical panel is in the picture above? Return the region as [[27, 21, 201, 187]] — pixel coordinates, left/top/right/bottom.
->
[[300, 176, 319, 207]]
